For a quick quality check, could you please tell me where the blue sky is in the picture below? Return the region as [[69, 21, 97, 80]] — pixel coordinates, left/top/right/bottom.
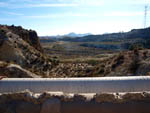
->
[[0, 0, 149, 36]]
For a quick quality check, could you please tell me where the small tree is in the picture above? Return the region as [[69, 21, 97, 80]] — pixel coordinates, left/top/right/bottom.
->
[[129, 43, 144, 51]]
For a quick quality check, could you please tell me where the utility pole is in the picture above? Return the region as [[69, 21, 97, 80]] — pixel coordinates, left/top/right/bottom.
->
[[144, 5, 148, 28]]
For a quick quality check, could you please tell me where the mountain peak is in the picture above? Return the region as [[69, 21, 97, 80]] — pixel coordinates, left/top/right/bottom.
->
[[64, 32, 92, 38]]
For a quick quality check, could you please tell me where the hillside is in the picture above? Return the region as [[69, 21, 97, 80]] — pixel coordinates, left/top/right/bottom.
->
[[91, 49, 150, 77], [60, 27, 150, 42], [55, 27, 150, 50], [40, 27, 150, 77], [1, 25, 150, 78], [46, 49, 150, 77], [0, 25, 43, 52], [0, 25, 55, 78]]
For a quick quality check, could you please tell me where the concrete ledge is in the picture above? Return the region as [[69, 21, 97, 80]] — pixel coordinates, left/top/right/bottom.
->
[[1, 76, 150, 93]]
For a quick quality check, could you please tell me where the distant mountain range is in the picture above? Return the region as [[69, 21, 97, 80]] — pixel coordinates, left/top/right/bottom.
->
[[59, 27, 150, 50], [64, 32, 92, 38], [60, 27, 150, 42], [40, 27, 150, 50], [40, 32, 92, 39]]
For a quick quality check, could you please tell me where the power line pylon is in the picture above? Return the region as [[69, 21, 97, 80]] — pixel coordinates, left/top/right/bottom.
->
[[144, 5, 148, 28]]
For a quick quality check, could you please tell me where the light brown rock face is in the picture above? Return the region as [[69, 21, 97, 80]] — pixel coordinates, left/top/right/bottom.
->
[[0, 61, 40, 78], [0, 25, 53, 77], [0, 25, 43, 52], [0, 28, 44, 66], [0, 32, 30, 66]]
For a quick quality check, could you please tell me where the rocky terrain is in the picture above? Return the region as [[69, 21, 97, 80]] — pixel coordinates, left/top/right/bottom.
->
[[0, 61, 39, 78], [47, 49, 150, 77], [92, 49, 150, 77], [0, 25, 55, 78], [1, 25, 150, 78], [49, 63, 94, 77]]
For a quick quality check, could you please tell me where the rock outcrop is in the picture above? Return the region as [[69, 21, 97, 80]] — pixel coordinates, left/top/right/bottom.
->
[[0, 61, 40, 78], [0, 25, 42, 52], [0, 25, 53, 77]]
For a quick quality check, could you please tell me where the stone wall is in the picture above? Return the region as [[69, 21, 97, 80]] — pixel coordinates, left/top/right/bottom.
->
[[1, 91, 150, 113]]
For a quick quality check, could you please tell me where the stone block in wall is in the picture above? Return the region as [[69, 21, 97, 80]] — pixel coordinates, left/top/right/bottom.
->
[[40, 98, 61, 113], [16, 101, 40, 113]]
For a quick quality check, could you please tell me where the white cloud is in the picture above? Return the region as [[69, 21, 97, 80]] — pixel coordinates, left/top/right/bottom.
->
[[128, 0, 150, 5], [24, 13, 89, 19], [0, 0, 104, 8], [23, 10, 144, 20], [0, 2, 8, 7], [25, 15, 57, 19], [72, 0, 104, 6], [1, 0, 149, 9], [0, 18, 15, 21], [0, 3, 79, 8], [104, 11, 144, 17], [2, 11, 24, 16], [28, 3, 79, 7]]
